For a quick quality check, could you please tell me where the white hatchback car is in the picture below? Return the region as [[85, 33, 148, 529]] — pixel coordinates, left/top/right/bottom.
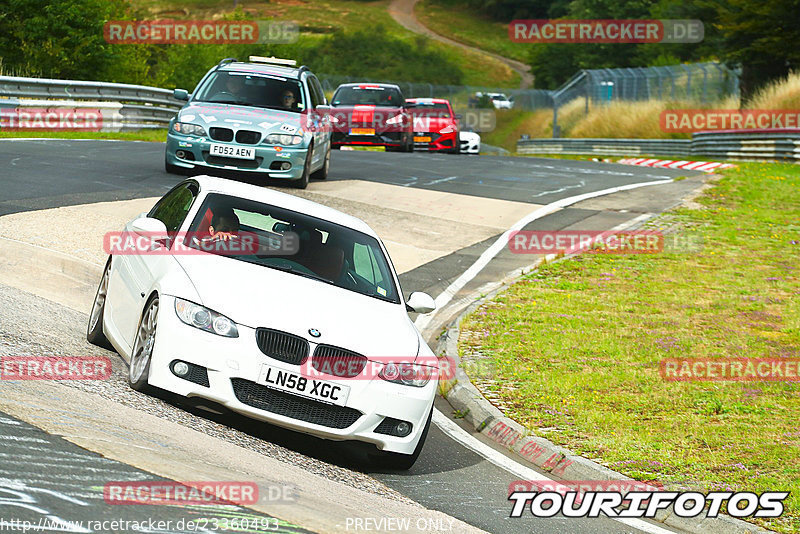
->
[[459, 130, 481, 154], [88, 176, 438, 469]]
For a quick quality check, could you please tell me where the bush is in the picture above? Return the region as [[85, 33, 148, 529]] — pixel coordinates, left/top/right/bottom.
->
[[0, 0, 149, 82], [303, 26, 463, 84]]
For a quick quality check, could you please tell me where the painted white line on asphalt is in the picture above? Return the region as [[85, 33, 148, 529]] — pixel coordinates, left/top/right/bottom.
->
[[423, 176, 458, 186], [432, 411, 677, 534], [415, 178, 674, 332], [432, 410, 541, 480], [530, 179, 586, 198]]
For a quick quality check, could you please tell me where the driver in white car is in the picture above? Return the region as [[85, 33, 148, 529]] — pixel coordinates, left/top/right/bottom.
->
[[208, 208, 240, 242]]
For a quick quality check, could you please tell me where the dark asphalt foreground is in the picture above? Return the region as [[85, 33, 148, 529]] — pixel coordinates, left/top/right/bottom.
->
[[0, 411, 312, 534], [0, 139, 699, 534]]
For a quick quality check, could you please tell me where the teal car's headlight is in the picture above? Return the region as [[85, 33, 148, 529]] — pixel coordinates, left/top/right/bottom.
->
[[263, 134, 303, 146], [173, 122, 207, 137], [174, 297, 238, 338]]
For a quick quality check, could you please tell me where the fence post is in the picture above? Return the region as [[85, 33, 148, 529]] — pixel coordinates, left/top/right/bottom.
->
[[699, 63, 708, 104], [552, 102, 560, 138]]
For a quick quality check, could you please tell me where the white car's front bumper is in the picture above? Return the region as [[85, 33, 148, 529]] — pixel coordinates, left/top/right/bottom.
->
[[147, 295, 435, 455]]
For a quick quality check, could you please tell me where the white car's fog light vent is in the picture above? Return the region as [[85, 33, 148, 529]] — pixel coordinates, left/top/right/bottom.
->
[[256, 328, 310, 365], [312, 345, 367, 378], [231, 378, 362, 429], [374, 417, 413, 437], [170, 360, 210, 387]]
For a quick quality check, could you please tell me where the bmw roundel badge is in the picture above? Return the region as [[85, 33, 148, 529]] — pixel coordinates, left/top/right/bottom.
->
[[308, 328, 321, 338]]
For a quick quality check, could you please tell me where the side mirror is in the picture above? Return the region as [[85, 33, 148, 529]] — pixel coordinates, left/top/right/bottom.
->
[[406, 292, 436, 314], [173, 88, 190, 101], [131, 217, 169, 247]]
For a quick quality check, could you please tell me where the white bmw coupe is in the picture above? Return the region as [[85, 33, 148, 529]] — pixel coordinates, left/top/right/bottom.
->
[[88, 175, 438, 469]]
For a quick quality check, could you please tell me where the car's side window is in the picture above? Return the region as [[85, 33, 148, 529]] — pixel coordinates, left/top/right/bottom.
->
[[149, 184, 197, 240], [352, 242, 386, 287], [305, 77, 320, 109], [352, 243, 374, 284], [310, 77, 326, 106]]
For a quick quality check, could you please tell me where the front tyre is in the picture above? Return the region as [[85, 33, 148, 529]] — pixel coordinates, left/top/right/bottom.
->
[[128, 296, 159, 392], [371, 406, 432, 470], [311, 146, 330, 181], [87, 258, 114, 350], [292, 147, 312, 189], [403, 134, 414, 153]]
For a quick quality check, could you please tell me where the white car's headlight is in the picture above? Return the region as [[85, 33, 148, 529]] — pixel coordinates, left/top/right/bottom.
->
[[264, 133, 303, 146], [173, 122, 207, 137], [378, 362, 435, 387], [385, 113, 405, 125], [174, 297, 238, 338]]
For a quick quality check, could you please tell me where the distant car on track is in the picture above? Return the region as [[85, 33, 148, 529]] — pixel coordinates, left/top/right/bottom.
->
[[87, 175, 439, 469], [405, 98, 460, 154], [329, 83, 414, 152], [165, 56, 332, 189], [459, 129, 481, 154], [474, 92, 514, 110]]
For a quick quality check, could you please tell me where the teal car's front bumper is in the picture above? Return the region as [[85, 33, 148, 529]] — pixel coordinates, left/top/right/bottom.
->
[[166, 131, 309, 180]]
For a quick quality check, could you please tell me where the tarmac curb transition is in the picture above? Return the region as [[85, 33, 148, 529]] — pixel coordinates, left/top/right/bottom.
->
[[435, 256, 773, 534]]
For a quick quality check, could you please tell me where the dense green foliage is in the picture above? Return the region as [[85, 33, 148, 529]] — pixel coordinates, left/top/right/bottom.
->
[[0, 0, 149, 82], [0, 0, 795, 98]]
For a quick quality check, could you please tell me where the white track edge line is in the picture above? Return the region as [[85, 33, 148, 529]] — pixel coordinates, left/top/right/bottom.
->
[[432, 411, 677, 534], [415, 177, 674, 331]]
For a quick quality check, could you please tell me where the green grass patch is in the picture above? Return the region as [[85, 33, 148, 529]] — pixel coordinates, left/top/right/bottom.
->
[[481, 109, 552, 152], [460, 162, 800, 532], [0, 130, 167, 142], [415, 0, 529, 63]]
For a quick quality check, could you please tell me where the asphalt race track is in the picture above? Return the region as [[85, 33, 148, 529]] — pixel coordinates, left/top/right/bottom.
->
[[0, 139, 689, 215], [0, 139, 701, 534]]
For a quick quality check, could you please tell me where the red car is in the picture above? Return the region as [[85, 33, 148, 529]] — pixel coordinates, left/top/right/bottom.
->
[[406, 98, 460, 154], [329, 83, 413, 152]]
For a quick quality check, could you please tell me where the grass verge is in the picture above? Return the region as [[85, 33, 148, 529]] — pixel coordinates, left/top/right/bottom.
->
[[481, 109, 552, 151], [459, 162, 800, 532], [414, 0, 529, 63]]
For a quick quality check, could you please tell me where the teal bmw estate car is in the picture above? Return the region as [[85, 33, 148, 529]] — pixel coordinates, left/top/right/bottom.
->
[[166, 56, 332, 189]]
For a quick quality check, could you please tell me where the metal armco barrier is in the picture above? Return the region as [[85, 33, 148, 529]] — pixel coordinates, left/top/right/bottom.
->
[[0, 76, 183, 131], [518, 130, 800, 162], [517, 138, 690, 157], [691, 129, 800, 161]]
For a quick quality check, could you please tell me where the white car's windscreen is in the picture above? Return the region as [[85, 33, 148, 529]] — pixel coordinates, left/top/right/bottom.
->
[[187, 193, 401, 304], [193, 71, 306, 112]]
